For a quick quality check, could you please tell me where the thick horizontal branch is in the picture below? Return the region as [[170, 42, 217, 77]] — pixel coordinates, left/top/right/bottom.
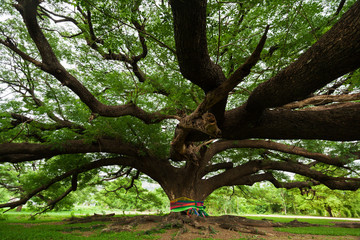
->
[[222, 103, 360, 141], [205, 159, 360, 194], [223, 172, 320, 189], [0, 154, 45, 163], [204, 160, 264, 192], [0, 138, 141, 163], [267, 161, 360, 190], [202, 162, 234, 176], [204, 139, 346, 167], [246, 1, 360, 113], [281, 93, 360, 109], [255, 173, 321, 189]]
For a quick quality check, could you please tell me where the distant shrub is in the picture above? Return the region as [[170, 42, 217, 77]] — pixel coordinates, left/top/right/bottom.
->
[[341, 209, 351, 217]]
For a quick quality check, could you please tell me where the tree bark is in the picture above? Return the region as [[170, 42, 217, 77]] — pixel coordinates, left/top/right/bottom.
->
[[222, 103, 360, 141], [158, 165, 209, 201]]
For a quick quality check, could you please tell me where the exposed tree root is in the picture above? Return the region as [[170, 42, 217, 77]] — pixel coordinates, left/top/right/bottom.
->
[[66, 213, 278, 236], [64, 213, 360, 238]]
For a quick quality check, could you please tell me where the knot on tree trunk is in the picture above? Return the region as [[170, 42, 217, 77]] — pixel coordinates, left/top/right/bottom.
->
[[171, 112, 221, 162], [180, 112, 221, 138]]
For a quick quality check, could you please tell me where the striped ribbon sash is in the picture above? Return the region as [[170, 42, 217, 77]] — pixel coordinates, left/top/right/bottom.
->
[[170, 197, 209, 217]]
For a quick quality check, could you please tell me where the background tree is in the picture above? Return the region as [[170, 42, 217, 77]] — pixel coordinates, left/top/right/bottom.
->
[[1, 0, 360, 211]]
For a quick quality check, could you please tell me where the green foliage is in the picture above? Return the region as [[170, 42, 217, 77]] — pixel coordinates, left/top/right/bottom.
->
[[93, 179, 168, 212], [205, 183, 360, 217]]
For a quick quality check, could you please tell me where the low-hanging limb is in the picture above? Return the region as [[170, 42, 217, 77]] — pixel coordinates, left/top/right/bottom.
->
[[0, 156, 136, 210], [255, 173, 321, 189], [32, 186, 74, 215], [204, 159, 360, 197], [266, 161, 360, 190], [34, 173, 79, 215]]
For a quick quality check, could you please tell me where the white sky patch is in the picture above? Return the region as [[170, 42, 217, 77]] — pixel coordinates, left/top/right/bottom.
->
[[142, 181, 160, 191]]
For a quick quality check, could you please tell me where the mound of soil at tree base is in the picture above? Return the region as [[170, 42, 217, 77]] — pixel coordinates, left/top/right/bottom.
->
[[65, 213, 360, 239]]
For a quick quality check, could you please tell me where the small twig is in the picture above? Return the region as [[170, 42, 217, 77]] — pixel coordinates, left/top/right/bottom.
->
[[8, 120, 31, 143], [335, 0, 347, 15], [216, 2, 221, 64]]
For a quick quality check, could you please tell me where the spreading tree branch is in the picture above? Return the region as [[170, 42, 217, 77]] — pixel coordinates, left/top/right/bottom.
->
[[222, 103, 360, 141], [0, 156, 135, 209], [245, 1, 360, 113], [205, 159, 360, 194], [193, 25, 269, 115], [5, 2, 177, 123], [281, 93, 360, 109], [0, 138, 142, 163], [202, 162, 234, 176], [204, 139, 349, 167]]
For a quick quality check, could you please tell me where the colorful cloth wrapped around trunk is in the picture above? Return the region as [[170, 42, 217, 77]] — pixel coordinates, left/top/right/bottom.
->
[[170, 197, 209, 217]]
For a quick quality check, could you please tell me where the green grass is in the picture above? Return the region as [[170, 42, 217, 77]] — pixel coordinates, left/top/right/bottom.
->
[[0, 221, 160, 240], [276, 226, 360, 236], [0, 212, 160, 240], [246, 216, 356, 225], [247, 216, 360, 236]]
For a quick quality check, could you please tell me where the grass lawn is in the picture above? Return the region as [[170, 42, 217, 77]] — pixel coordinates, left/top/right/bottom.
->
[[275, 226, 360, 236], [0, 222, 160, 240], [0, 212, 160, 240]]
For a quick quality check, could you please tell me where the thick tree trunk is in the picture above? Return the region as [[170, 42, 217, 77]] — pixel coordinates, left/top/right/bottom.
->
[[156, 161, 212, 201], [159, 173, 210, 201]]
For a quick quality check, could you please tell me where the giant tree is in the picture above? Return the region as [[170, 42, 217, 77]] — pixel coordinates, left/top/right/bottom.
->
[[1, 0, 360, 212]]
